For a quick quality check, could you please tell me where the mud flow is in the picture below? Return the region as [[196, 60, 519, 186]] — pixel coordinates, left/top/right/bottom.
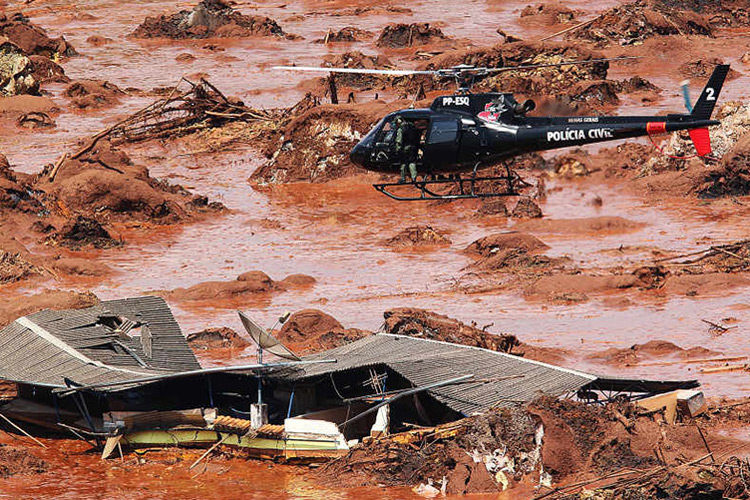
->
[[2, 0, 750, 498]]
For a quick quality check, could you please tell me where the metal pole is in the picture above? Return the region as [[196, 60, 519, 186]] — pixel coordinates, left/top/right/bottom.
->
[[338, 374, 473, 429], [287, 386, 296, 419]]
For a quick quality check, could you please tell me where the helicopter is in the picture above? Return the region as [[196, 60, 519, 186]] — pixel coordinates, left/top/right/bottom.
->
[[274, 61, 730, 201]]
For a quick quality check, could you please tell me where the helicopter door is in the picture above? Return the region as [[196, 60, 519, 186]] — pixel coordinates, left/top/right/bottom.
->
[[369, 119, 398, 167], [423, 117, 459, 168]]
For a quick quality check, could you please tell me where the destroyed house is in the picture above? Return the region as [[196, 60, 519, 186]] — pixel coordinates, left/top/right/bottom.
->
[[0, 297, 260, 430], [0, 298, 698, 446], [265, 334, 699, 437]]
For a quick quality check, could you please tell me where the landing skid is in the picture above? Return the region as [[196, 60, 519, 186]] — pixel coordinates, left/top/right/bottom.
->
[[373, 171, 528, 201]]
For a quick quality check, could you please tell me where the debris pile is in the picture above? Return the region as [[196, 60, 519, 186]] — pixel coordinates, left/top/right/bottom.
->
[[638, 101, 750, 197], [320, 406, 544, 494], [54, 216, 119, 249], [0, 446, 49, 478], [275, 309, 370, 354], [0, 39, 37, 96], [658, 239, 750, 274], [95, 78, 283, 145], [320, 396, 742, 496], [131, 0, 293, 39], [376, 23, 446, 48], [252, 101, 397, 184], [37, 139, 223, 227], [0, 12, 75, 58], [0, 12, 72, 96], [653, 0, 750, 28], [0, 249, 46, 284], [383, 225, 451, 249], [314, 27, 374, 43], [319, 51, 394, 89], [698, 134, 750, 198], [423, 41, 611, 97], [569, 0, 713, 46], [383, 308, 520, 354]]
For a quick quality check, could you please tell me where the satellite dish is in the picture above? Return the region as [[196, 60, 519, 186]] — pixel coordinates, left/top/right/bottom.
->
[[238, 311, 301, 362]]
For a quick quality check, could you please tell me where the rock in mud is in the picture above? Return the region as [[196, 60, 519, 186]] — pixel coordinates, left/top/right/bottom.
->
[[162, 271, 314, 302], [65, 80, 126, 109], [464, 232, 561, 273], [384, 226, 450, 249], [16, 111, 55, 129], [569, 0, 713, 46], [376, 23, 446, 48], [588, 339, 718, 366], [187, 327, 250, 350], [569, 80, 620, 107], [275, 309, 370, 355], [27, 54, 67, 85], [520, 3, 577, 25], [465, 232, 549, 256], [131, 0, 293, 39], [510, 197, 543, 218], [55, 216, 120, 249], [0, 446, 49, 478], [86, 35, 113, 47], [0, 39, 37, 96], [0, 12, 76, 57]]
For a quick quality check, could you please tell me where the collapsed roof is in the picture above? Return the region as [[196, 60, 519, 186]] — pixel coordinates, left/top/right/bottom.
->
[[0, 296, 201, 390], [280, 334, 699, 416]]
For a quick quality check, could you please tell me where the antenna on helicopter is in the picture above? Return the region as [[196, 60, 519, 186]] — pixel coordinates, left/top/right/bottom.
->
[[273, 56, 640, 94]]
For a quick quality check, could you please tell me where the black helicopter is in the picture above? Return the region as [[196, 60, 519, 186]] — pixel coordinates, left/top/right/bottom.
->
[[275, 61, 729, 201]]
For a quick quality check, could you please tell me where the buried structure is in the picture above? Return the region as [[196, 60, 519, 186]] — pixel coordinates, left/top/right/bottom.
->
[[0, 297, 700, 464]]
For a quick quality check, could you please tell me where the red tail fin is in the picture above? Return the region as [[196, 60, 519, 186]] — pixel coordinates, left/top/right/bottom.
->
[[689, 127, 712, 157]]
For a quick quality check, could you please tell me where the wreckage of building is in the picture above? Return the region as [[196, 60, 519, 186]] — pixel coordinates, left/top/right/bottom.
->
[[0, 297, 699, 459]]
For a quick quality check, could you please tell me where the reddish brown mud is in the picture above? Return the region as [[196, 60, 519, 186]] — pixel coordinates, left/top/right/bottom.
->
[[2, 0, 750, 497]]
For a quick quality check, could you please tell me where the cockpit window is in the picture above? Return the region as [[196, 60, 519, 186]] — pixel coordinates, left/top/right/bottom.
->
[[428, 119, 458, 144], [378, 120, 396, 145]]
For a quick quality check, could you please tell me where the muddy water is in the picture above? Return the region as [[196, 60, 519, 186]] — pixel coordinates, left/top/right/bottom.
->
[[2, 0, 750, 496]]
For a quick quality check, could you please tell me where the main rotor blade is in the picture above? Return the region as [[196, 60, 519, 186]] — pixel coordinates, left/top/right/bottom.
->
[[272, 65, 434, 76], [483, 56, 640, 73]]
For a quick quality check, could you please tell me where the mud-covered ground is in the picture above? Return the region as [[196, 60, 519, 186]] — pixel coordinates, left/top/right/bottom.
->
[[2, 0, 750, 497]]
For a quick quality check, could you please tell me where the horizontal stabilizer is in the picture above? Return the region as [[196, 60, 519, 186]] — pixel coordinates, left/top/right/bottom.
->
[[689, 127, 712, 157]]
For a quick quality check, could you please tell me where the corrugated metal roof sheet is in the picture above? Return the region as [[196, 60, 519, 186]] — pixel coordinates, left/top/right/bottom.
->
[[286, 334, 597, 416], [0, 296, 200, 390]]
